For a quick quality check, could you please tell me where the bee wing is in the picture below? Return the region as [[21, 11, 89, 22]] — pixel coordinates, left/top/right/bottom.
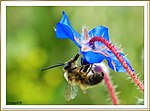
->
[[64, 83, 78, 101]]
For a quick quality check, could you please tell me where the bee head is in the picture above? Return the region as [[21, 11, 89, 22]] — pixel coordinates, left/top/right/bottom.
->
[[64, 60, 77, 70], [42, 54, 80, 71], [64, 62, 71, 70], [64, 54, 79, 70]]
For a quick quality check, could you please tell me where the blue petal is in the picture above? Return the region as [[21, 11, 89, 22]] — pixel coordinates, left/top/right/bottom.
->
[[82, 49, 134, 72], [56, 11, 81, 47], [105, 50, 134, 72], [56, 23, 73, 39], [82, 51, 105, 64], [88, 26, 109, 41]]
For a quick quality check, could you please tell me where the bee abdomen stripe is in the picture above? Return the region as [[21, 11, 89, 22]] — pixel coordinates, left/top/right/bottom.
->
[[86, 73, 104, 86]]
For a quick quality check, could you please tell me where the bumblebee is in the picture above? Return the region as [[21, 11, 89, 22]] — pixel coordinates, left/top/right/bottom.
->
[[41, 53, 104, 101]]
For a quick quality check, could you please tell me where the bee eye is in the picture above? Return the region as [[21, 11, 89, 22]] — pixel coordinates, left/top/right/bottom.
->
[[64, 62, 71, 70]]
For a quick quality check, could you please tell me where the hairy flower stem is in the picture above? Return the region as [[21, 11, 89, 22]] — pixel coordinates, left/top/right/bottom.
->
[[95, 64, 118, 104], [89, 37, 144, 92], [104, 72, 119, 105]]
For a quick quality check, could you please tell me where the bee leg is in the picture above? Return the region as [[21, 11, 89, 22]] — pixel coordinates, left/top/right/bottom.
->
[[72, 53, 80, 62], [79, 66, 83, 73], [80, 57, 91, 74], [81, 57, 89, 66], [86, 64, 93, 75], [81, 64, 91, 74]]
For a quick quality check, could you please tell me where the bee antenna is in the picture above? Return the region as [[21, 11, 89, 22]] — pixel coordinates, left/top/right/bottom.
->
[[41, 63, 65, 72]]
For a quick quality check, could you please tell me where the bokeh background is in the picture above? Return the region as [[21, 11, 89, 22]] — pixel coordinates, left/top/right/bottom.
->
[[6, 6, 144, 105]]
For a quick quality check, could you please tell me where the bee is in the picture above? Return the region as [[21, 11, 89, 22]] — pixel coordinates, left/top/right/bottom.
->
[[41, 53, 104, 101]]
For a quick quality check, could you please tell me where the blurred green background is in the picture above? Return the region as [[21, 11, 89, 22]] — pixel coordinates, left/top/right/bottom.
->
[[6, 6, 144, 105]]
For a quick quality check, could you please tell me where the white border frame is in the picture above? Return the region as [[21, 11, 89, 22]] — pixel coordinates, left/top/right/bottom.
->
[[1, 1, 149, 110]]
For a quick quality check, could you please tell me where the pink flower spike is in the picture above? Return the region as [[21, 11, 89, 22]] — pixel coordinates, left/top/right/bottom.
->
[[89, 36, 144, 92], [94, 63, 119, 105], [104, 72, 119, 105]]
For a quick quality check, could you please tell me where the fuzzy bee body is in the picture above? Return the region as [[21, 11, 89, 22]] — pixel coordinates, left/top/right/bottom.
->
[[64, 66, 104, 91], [41, 53, 104, 101], [63, 54, 104, 100]]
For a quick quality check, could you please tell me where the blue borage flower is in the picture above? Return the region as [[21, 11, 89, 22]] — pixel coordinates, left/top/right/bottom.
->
[[56, 11, 133, 72]]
